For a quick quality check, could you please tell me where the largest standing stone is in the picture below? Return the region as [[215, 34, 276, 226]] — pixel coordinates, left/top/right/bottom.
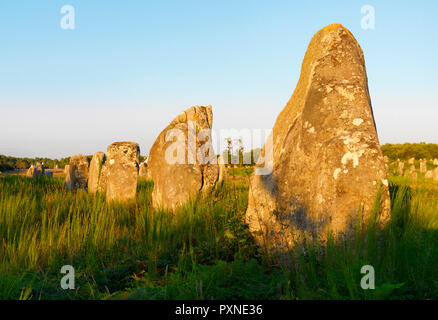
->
[[105, 142, 140, 202], [148, 105, 220, 210], [246, 24, 390, 251]]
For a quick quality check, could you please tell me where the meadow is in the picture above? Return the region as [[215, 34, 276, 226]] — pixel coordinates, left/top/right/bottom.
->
[[0, 166, 438, 300]]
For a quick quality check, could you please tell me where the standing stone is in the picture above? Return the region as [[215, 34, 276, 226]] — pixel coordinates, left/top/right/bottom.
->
[[88, 152, 106, 194], [425, 170, 433, 179], [148, 105, 220, 210], [139, 161, 150, 179], [65, 155, 89, 191], [383, 156, 389, 163], [409, 165, 416, 174], [26, 165, 35, 178], [433, 158, 438, 166], [26, 163, 45, 178], [245, 24, 390, 251], [410, 171, 418, 180], [105, 142, 140, 202], [433, 168, 438, 181], [398, 161, 404, 176], [64, 165, 70, 175], [420, 159, 427, 173], [217, 155, 228, 183], [408, 158, 415, 165]]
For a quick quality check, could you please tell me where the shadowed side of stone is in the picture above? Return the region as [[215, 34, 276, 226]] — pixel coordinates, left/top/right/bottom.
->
[[105, 142, 140, 202], [148, 105, 220, 211], [245, 24, 390, 252]]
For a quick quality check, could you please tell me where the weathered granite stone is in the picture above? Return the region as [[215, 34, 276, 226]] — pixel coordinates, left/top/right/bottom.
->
[[26, 163, 45, 178], [88, 152, 106, 194], [398, 161, 405, 176], [148, 105, 220, 210], [245, 24, 390, 251], [420, 159, 427, 173], [408, 158, 415, 165], [105, 142, 140, 202], [139, 161, 150, 179], [433, 168, 438, 181], [65, 155, 89, 191], [425, 170, 433, 179]]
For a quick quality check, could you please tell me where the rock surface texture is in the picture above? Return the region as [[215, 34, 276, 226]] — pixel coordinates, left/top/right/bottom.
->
[[245, 24, 390, 251], [65, 155, 89, 191], [148, 105, 220, 210], [105, 142, 140, 202], [88, 152, 106, 194]]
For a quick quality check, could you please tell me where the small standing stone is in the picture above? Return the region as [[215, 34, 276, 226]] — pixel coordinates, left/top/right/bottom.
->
[[88, 152, 106, 194], [420, 159, 427, 173], [425, 170, 433, 179], [105, 142, 140, 202], [398, 161, 404, 176], [433, 168, 438, 181], [65, 155, 89, 191], [139, 161, 150, 179]]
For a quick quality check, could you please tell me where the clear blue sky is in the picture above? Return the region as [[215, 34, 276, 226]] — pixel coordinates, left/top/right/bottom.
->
[[1, 0, 437, 158]]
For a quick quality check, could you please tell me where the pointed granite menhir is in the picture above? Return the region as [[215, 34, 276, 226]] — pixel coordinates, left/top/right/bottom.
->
[[148, 105, 220, 211], [245, 24, 390, 251]]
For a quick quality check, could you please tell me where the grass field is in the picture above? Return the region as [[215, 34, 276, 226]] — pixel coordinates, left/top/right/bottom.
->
[[1, 167, 438, 300]]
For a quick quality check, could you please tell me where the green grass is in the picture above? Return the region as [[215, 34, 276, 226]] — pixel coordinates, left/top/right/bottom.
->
[[0, 171, 437, 300]]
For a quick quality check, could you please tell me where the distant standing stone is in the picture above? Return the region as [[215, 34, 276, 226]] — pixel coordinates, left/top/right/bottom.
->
[[26, 163, 45, 178], [65, 155, 89, 191], [398, 161, 404, 176], [434, 159, 438, 166], [410, 171, 418, 180], [433, 168, 438, 181], [425, 170, 433, 179], [408, 158, 415, 164], [420, 159, 427, 173], [139, 161, 150, 179], [105, 142, 140, 202], [88, 152, 106, 194]]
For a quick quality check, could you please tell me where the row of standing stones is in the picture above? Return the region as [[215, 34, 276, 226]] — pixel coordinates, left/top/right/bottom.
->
[[386, 157, 438, 180], [64, 108, 228, 206], [48, 24, 429, 252]]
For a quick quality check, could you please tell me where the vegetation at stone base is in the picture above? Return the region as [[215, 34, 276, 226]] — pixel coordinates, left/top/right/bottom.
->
[[0, 170, 438, 300], [381, 143, 438, 161]]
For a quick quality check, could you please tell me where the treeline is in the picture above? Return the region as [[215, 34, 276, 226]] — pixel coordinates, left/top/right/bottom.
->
[[0, 155, 71, 172], [381, 143, 438, 161], [0, 154, 148, 172]]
